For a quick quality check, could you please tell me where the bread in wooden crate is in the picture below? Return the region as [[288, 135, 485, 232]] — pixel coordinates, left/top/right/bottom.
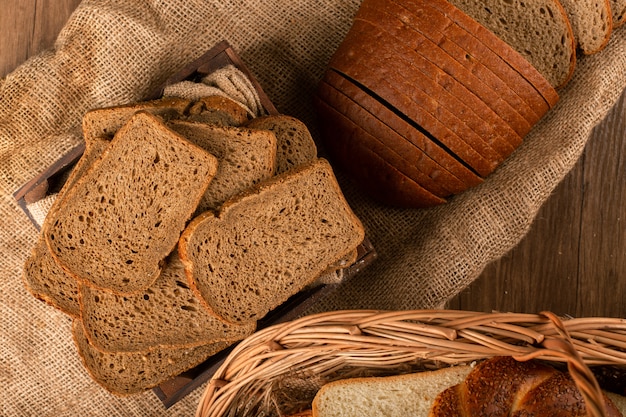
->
[[314, 0, 560, 208]]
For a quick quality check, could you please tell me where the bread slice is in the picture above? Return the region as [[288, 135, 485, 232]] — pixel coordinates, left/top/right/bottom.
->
[[79, 251, 256, 352], [185, 95, 250, 126], [45, 111, 219, 294], [610, 0, 626, 27], [559, 0, 613, 54], [82, 97, 191, 142], [22, 235, 81, 317], [317, 80, 453, 198], [71, 319, 231, 395], [358, 0, 538, 137], [244, 115, 318, 174], [314, 95, 447, 207], [445, 0, 576, 89], [423, 0, 559, 108], [167, 120, 277, 212], [328, 20, 500, 177], [311, 366, 472, 417], [179, 158, 365, 324], [321, 69, 482, 191]]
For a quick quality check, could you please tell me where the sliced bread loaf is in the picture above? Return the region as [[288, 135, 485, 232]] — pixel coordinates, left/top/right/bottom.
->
[[328, 20, 499, 177], [311, 366, 472, 417], [22, 235, 81, 317], [82, 97, 191, 142], [167, 120, 277, 212], [611, 0, 626, 27], [444, 0, 576, 89], [45, 111, 219, 294], [317, 79, 453, 198], [244, 115, 318, 174], [314, 95, 447, 207], [321, 69, 483, 191], [358, 0, 537, 136], [559, 0, 613, 54], [79, 251, 256, 352], [71, 319, 231, 395], [424, 0, 559, 108], [185, 95, 250, 126], [179, 158, 365, 324], [349, 17, 516, 160]]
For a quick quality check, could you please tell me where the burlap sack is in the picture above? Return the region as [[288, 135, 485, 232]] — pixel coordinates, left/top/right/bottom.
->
[[1, 1, 624, 415]]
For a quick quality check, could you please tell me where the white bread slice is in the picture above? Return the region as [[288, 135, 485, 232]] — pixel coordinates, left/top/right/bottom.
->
[[179, 158, 365, 324], [445, 0, 576, 88], [79, 251, 256, 352], [311, 366, 472, 417], [559, 0, 613, 54], [45, 111, 218, 294], [71, 319, 231, 396]]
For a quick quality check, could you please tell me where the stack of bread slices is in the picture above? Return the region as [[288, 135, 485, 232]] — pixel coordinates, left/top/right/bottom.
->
[[314, 0, 619, 208], [22, 95, 365, 395]]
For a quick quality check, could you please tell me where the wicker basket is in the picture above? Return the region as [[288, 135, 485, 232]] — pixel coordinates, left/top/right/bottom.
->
[[196, 309, 626, 417]]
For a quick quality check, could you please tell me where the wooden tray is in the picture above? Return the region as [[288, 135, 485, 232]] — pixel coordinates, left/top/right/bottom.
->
[[13, 40, 376, 408]]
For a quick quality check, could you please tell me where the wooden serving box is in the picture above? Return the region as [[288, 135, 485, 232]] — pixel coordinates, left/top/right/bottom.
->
[[13, 40, 377, 408]]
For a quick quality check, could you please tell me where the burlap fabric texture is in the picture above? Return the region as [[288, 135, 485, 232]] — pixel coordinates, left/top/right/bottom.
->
[[1, 1, 625, 416]]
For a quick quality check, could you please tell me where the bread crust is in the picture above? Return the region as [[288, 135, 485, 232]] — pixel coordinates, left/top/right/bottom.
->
[[318, 80, 454, 198], [328, 21, 498, 177], [322, 69, 482, 189], [357, 0, 537, 138], [314, 96, 447, 207], [430, 0, 572, 92]]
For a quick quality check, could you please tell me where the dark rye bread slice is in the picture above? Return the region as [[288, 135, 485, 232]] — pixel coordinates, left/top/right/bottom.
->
[[424, 0, 559, 108], [185, 95, 250, 126], [179, 158, 366, 324], [317, 79, 453, 198], [167, 120, 277, 212], [24, 138, 112, 317], [45, 111, 219, 294], [559, 0, 612, 54], [328, 20, 500, 177], [322, 69, 482, 190], [71, 319, 231, 395], [82, 97, 191, 142], [358, 0, 537, 137], [80, 251, 256, 352], [244, 114, 318, 174], [313, 96, 446, 207], [350, 15, 519, 158], [444, 0, 576, 89]]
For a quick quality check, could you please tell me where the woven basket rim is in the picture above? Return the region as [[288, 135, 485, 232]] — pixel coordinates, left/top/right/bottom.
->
[[196, 309, 626, 417]]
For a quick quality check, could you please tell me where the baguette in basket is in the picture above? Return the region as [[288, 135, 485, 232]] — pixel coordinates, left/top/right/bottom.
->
[[311, 357, 626, 417]]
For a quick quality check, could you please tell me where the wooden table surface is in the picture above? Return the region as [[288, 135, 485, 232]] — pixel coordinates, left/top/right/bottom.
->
[[3, 1, 624, 319]]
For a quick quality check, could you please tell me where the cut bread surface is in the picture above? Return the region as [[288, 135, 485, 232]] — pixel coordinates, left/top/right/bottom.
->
[[179, 158, 365, 324], [80, 251, 256, 352], [45, 111, 218, 294], [445, 0, 576, 88]]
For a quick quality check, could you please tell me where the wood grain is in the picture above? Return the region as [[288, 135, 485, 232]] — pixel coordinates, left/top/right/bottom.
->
[[2, 0, 625, 319]]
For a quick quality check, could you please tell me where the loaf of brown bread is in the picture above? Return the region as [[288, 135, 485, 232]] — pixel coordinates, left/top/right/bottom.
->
[[179, 158, 365, 324], [45, 111, 218, 294]]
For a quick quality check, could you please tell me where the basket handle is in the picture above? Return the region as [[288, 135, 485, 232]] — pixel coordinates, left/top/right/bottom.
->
[[514, 311, 607, 417]]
